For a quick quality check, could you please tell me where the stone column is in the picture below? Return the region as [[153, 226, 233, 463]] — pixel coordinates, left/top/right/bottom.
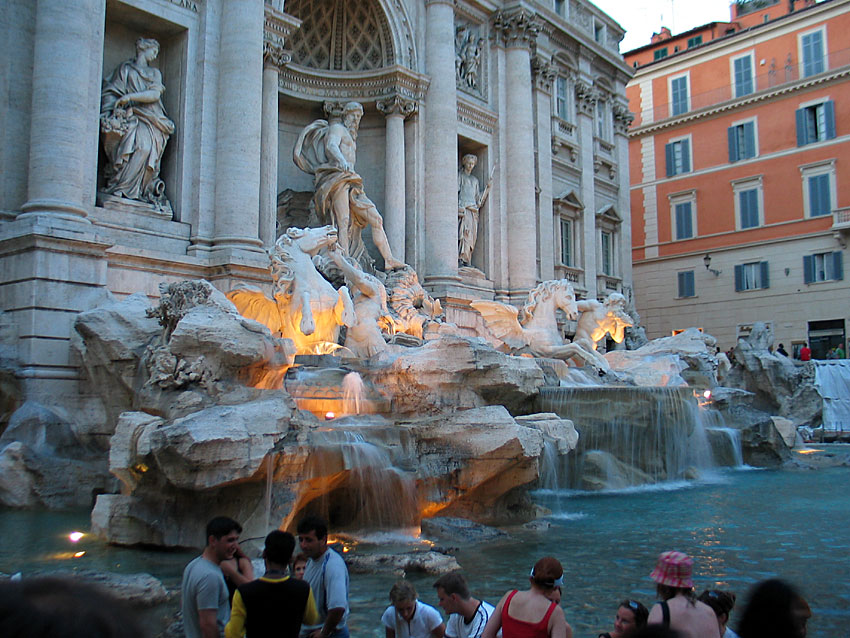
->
[[377, 95, 417, 264], [423, 0, 459, 287], [576, 76, 599, 290], [21, 0, 104, 220], [613, 97, 635, 296], [212, 0, 265, 255], [495, 10, 540, 292], [532, 56, 556, 282]]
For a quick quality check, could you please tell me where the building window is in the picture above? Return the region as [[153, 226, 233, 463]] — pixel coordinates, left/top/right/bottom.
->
[[665, 137, 691, 177], [677, 270, 695, 298], [801, 161, 836, 219], [738, 189, 760, 229], [795, 100, 835, 146], [654, 48, 668, 60], [559, 218, 573, 266], [554, 0, 568, 18], [601, 231, 613, 275], [555, 76, 569, 120], [594, 20, 605, 44], [687, 35, 703, 48], [596, 100, 611, 141], [800, 29, 825, 78], [670, 75, 689, 116], [735, 261, 769, 291], [674, 201, 694, 240], [804, 251, 843, 284], [732, 53, 754, 98], [728, 120, 757, 162]]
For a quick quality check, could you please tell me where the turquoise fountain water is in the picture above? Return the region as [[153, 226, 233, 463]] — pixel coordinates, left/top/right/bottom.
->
[[0, 465, 847, 637]]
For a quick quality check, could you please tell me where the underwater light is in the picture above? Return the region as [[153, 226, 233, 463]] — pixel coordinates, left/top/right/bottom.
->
[[703, 390, 711, 399], [73, 551, 86, 558], [69, 532, 84, 543], [325, 411, 335, 420]]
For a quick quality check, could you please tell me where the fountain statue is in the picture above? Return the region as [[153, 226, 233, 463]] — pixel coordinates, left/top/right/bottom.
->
[[293, 101, 403, 271], [99, 38, 175, 216], [226, 226, 355, 355], [457, 154, 493, 267]]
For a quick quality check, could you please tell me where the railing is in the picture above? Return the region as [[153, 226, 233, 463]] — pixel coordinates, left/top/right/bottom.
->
[[642, 46, 850, 124], [555, 264, 582, 284], [832, 207, 850, 230]]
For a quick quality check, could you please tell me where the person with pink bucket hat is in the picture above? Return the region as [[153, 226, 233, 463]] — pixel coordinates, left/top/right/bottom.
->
[[646, 551, 721, 638]]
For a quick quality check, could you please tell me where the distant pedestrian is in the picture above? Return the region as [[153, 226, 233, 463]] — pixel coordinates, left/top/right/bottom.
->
[[776, 343, 788, 357], [799, 344, 811, 361], [835, 344, 845, 359]]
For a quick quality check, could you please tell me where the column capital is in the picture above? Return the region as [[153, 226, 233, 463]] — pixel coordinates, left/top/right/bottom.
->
[[263, 40, 291, 68], [264, 4, 300, 68], [612, 102, 635, 136], [575, 79, 597, 116], [377, 94, 418, 119], [494, 9, 540, 49], [531, 55, 556, 92]]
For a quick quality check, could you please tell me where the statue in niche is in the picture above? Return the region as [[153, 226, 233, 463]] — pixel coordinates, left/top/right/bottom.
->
[[455, 25, 484, 91], [293, 102, 403, 272], [100, 38, 175, 215], [326, 242, 392, 359], [457, 154, 493, 267]]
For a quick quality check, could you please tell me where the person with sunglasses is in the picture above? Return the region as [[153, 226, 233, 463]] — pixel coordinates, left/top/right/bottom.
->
[[599, 600, 649, 638]]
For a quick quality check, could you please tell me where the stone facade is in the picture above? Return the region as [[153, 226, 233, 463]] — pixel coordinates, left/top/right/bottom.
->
[[0, 0, 633, 412]]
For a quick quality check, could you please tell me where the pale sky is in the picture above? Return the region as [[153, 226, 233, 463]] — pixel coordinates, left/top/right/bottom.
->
[[590, 0, 737, 52]]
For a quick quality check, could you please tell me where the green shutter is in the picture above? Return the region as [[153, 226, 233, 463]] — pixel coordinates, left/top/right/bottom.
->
[[803, 255, 814, 284], [760, 261, 769, 289], [796, 108, 807, 146], [735, 264, 744, 291], [728, 126, 738, 162], [833, 251, 843, 281]]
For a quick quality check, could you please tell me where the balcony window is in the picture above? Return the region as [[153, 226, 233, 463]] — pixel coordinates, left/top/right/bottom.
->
[[733, 54, 754, 98], [801, 29, 825, 78], [670, 75, 689, 116]]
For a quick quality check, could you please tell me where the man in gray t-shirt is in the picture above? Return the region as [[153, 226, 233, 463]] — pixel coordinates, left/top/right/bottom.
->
[[297, 515, 350, 638], [182, 516, 244, 638]]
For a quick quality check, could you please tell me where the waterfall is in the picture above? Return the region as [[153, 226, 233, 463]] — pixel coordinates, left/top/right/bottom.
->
[[537, 386, 716, 490], [296, 430, 419, 530], [341, 372, 365, 415], [698, 405, 745, 468]]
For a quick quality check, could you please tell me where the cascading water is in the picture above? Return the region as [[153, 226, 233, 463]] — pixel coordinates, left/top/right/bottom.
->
[[699, 406, 745, 467], [341, 372, 365, 414], [284, 429, 419, 531], [536, 386, 717, 490]]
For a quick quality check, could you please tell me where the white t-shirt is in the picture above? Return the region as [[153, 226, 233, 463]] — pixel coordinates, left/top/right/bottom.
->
[[382, 600, 444, 638], [446, 601, 496, 638]]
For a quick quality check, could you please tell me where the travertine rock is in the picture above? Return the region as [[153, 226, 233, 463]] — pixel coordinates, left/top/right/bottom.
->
[[420, 517, 508, 543], [345, 550, 461, 576]]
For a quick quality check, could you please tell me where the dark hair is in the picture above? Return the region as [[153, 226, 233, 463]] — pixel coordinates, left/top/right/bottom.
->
[[737, 579, 805, 638], [264, 530, 296, 565], [531, 557, 563, 590], [619, 599, 649, 628], [433, 572, 470, 599], [292, 552, 308, 565], [656, 584, 696, 604], [296, 515, 328, 539], [206, 516, 242, 541], [630, 628, 685, 638], [0, 576, 145, 638], [698, 590, 736, 617]]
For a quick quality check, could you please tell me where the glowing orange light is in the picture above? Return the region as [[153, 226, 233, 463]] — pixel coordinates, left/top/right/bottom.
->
[[342, 546, 350, 553], [325, 411, 335, 420], [703, 390, 711, 399], [795, 448, 822, 455], [73, 551, 86, 558], [69, 531, 84, 543]]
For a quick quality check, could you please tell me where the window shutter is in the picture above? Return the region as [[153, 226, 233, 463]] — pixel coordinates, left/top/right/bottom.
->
[[677, 271, 685, 297], [682, 139, 691, 172], [834, 251, 843, 281], [760, 261, 770, 289], [803, 255, 814, 284], [686, 271, 695, 297], [734, 264, 744, 292], [665, 143, 674, 177], [823, 100, 836, 140], [795, 108, 807, 146], [744, 121, 756, 158], [728, 126, 738, 162]]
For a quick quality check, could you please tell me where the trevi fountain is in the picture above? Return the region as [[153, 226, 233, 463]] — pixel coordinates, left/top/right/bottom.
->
[[0, 1, 848, 636]]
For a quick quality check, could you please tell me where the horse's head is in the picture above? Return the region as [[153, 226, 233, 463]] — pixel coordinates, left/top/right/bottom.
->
[[287, 225, 339, 255], [552, 280, 578, 320]]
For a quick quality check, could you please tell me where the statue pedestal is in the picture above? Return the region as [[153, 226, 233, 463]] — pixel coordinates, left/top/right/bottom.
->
[[97, 192, 173, 220]]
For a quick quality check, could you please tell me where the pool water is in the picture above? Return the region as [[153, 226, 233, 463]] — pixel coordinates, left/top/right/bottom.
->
[[0, 466, 847, 637]]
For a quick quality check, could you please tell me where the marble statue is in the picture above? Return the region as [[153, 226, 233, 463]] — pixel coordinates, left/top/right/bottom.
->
[[457, 154, 493, 267], [471, 280, 583, 360], [455, 25, 484, 91], [226, 226, 355, 355], [293, 102, 403, 271], [384, 266, 444, 340], [100, 38, 175, 214], [326, 242, 392, 358], [566, 293, 634, 369]]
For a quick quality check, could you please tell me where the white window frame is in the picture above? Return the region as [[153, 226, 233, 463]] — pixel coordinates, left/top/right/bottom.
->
[[558, 216, 573, 267], [730, 50, 755, 98], [800, 159, 836, 219], [798, 96, 833, 144], [668, 72, 691, 117], [668, 190, 698, 241], [600, 230, 615, 276], [554, 75, 571, 122], [596, 98, 611, 142], [808, 251, 841, 283], [732, 175, 764, 230], [798, 26, 828, 78], [667, 134, 693, 177], [730, 116, 759, 161], [738, 261, 767, 291]]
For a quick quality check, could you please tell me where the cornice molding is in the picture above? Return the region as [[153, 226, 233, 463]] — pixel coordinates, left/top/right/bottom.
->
[[279, 64, 431, 103]]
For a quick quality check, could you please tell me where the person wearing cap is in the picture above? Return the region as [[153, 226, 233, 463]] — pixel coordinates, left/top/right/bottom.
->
[[480, 557, 572, 638], [647, 551, 720, 638]]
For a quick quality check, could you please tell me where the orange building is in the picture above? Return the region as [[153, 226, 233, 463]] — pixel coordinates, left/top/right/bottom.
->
[[626, 0, 850, 358]]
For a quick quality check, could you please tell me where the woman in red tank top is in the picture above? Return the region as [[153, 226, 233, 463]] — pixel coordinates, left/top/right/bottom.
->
[[481, 557, 573, 638]]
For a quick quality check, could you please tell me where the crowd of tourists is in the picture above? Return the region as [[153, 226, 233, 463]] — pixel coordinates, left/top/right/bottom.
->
[[0, 516, 813, 638]]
